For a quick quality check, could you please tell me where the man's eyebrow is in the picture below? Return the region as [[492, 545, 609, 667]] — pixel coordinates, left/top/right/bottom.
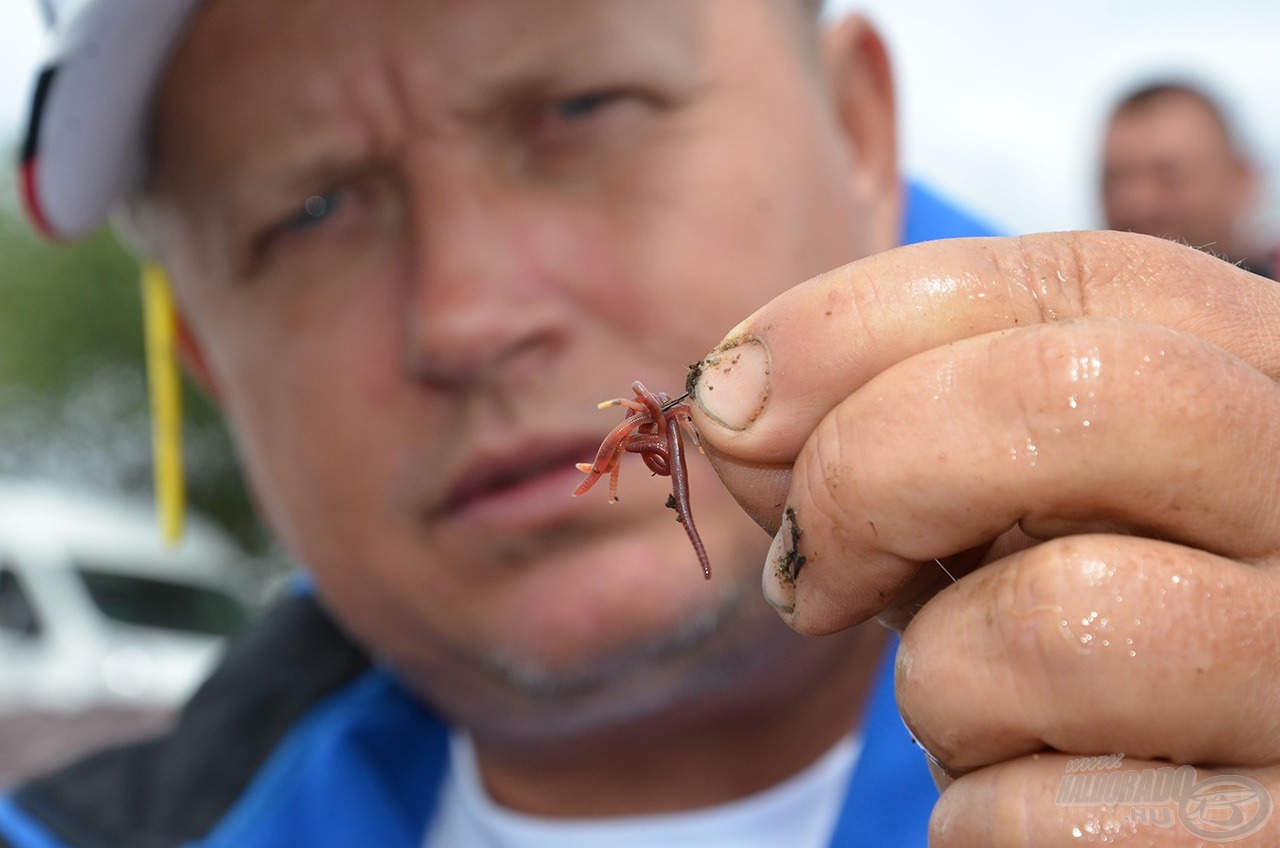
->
[[458, 6, 704, 104]]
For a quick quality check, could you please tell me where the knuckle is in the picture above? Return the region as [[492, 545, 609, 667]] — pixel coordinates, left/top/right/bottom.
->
[[1007, 233, 1088, 323], [795, 404, 872, 549], [1008, 230, 1175, 320], [928, 763, 1039, 848], [997, 321, 1114, 448], [990, 539, 1088, 680], [999, 318, 1228, 447]]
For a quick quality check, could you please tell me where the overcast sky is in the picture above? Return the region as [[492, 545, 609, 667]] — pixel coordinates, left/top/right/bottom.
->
[[2, 0, 1278, 237], [839, 0, 1280, 236]]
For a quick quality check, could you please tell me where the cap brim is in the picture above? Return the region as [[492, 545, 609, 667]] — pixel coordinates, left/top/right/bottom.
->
[[19, 0, 204, 240]]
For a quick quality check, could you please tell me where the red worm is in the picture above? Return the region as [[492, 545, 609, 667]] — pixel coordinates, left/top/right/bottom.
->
[[573, 381, 711, 579]]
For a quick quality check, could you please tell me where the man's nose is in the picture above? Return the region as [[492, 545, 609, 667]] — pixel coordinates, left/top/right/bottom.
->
[[401, 171, 571, 392], [1107, 176, 1162, 231]]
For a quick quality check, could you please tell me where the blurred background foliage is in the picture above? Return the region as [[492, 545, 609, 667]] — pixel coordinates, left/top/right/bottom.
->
[[0, 162, 267, 553]]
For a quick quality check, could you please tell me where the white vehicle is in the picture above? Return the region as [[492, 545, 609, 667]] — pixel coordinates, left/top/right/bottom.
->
[[0, 481, 254, 713]]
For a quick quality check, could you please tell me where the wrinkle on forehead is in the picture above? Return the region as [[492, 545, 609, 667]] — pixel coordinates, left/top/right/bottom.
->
[[148, 0, 704, 209]]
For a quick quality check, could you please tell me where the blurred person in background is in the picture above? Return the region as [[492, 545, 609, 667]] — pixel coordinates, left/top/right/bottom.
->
[[3, 1, 1280, 847], [1101, 80, 1277, 279]]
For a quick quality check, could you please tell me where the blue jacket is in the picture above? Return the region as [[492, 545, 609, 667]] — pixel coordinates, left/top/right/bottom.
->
[[0, 183, 993, 848]]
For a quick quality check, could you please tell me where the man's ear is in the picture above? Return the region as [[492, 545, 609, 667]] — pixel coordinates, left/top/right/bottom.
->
[[823, 15, 901, 250], [174, 310, 222, 405]]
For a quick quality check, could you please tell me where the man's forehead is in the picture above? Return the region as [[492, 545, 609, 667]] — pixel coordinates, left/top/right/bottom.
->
[[167, 0, 703, 91], [152, 0, 705, 177], [1111, 93, 1235, 150]]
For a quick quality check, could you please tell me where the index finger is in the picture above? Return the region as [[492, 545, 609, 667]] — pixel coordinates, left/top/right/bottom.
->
[[688, 231, 1280, 533]]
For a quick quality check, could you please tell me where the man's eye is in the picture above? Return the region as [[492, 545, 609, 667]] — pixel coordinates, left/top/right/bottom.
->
[[283, 191, 345, 234], [552, 91, 618, 121], [246, 189, 358, 275], [527, 89, 647, 149]]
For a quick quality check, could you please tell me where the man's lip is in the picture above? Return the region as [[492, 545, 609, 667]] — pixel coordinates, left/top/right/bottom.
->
[[433, 437, 605, 518]]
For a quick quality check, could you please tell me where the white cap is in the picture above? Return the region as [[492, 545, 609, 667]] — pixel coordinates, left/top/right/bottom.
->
[[18, 0, 205, 240]]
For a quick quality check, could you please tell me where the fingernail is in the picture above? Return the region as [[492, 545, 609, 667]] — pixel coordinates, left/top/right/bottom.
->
[[761, 506, 802, 617], [692, 336, 771, 431]]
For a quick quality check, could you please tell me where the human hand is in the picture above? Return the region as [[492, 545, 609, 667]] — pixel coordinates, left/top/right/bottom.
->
[[689, 232, 1280, 844]]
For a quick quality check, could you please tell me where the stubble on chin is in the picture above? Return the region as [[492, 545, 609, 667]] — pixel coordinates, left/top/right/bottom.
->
[[396, 575, 792, 745]]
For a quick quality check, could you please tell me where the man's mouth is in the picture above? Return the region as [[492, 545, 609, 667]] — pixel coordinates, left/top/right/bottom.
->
[[434, 437, 605, 519]]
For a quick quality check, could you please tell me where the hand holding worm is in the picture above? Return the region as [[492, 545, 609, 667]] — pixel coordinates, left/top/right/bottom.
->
[[686, 232, 1280, 844]]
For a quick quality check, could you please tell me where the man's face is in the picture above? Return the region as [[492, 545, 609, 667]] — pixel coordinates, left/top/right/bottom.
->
[[150, 0, 896, 739], [1101, 93, 1252, 254]]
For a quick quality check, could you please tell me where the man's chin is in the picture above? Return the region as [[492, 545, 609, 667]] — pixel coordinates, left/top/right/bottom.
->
[[481, 528, 748, 668], [415, 569, 787, 746], [491, 577, 740, 693]]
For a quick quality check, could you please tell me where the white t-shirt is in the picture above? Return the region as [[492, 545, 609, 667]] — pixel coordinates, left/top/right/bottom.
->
[[423, 730, 860, 848]]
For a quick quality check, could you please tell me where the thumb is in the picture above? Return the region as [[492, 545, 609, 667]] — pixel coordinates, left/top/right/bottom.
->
[[686, 232, 1276, 538], [686, 237, 1021, 535]]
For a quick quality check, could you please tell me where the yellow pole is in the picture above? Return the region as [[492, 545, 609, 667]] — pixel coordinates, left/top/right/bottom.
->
[[141, 263, 185, 545]]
